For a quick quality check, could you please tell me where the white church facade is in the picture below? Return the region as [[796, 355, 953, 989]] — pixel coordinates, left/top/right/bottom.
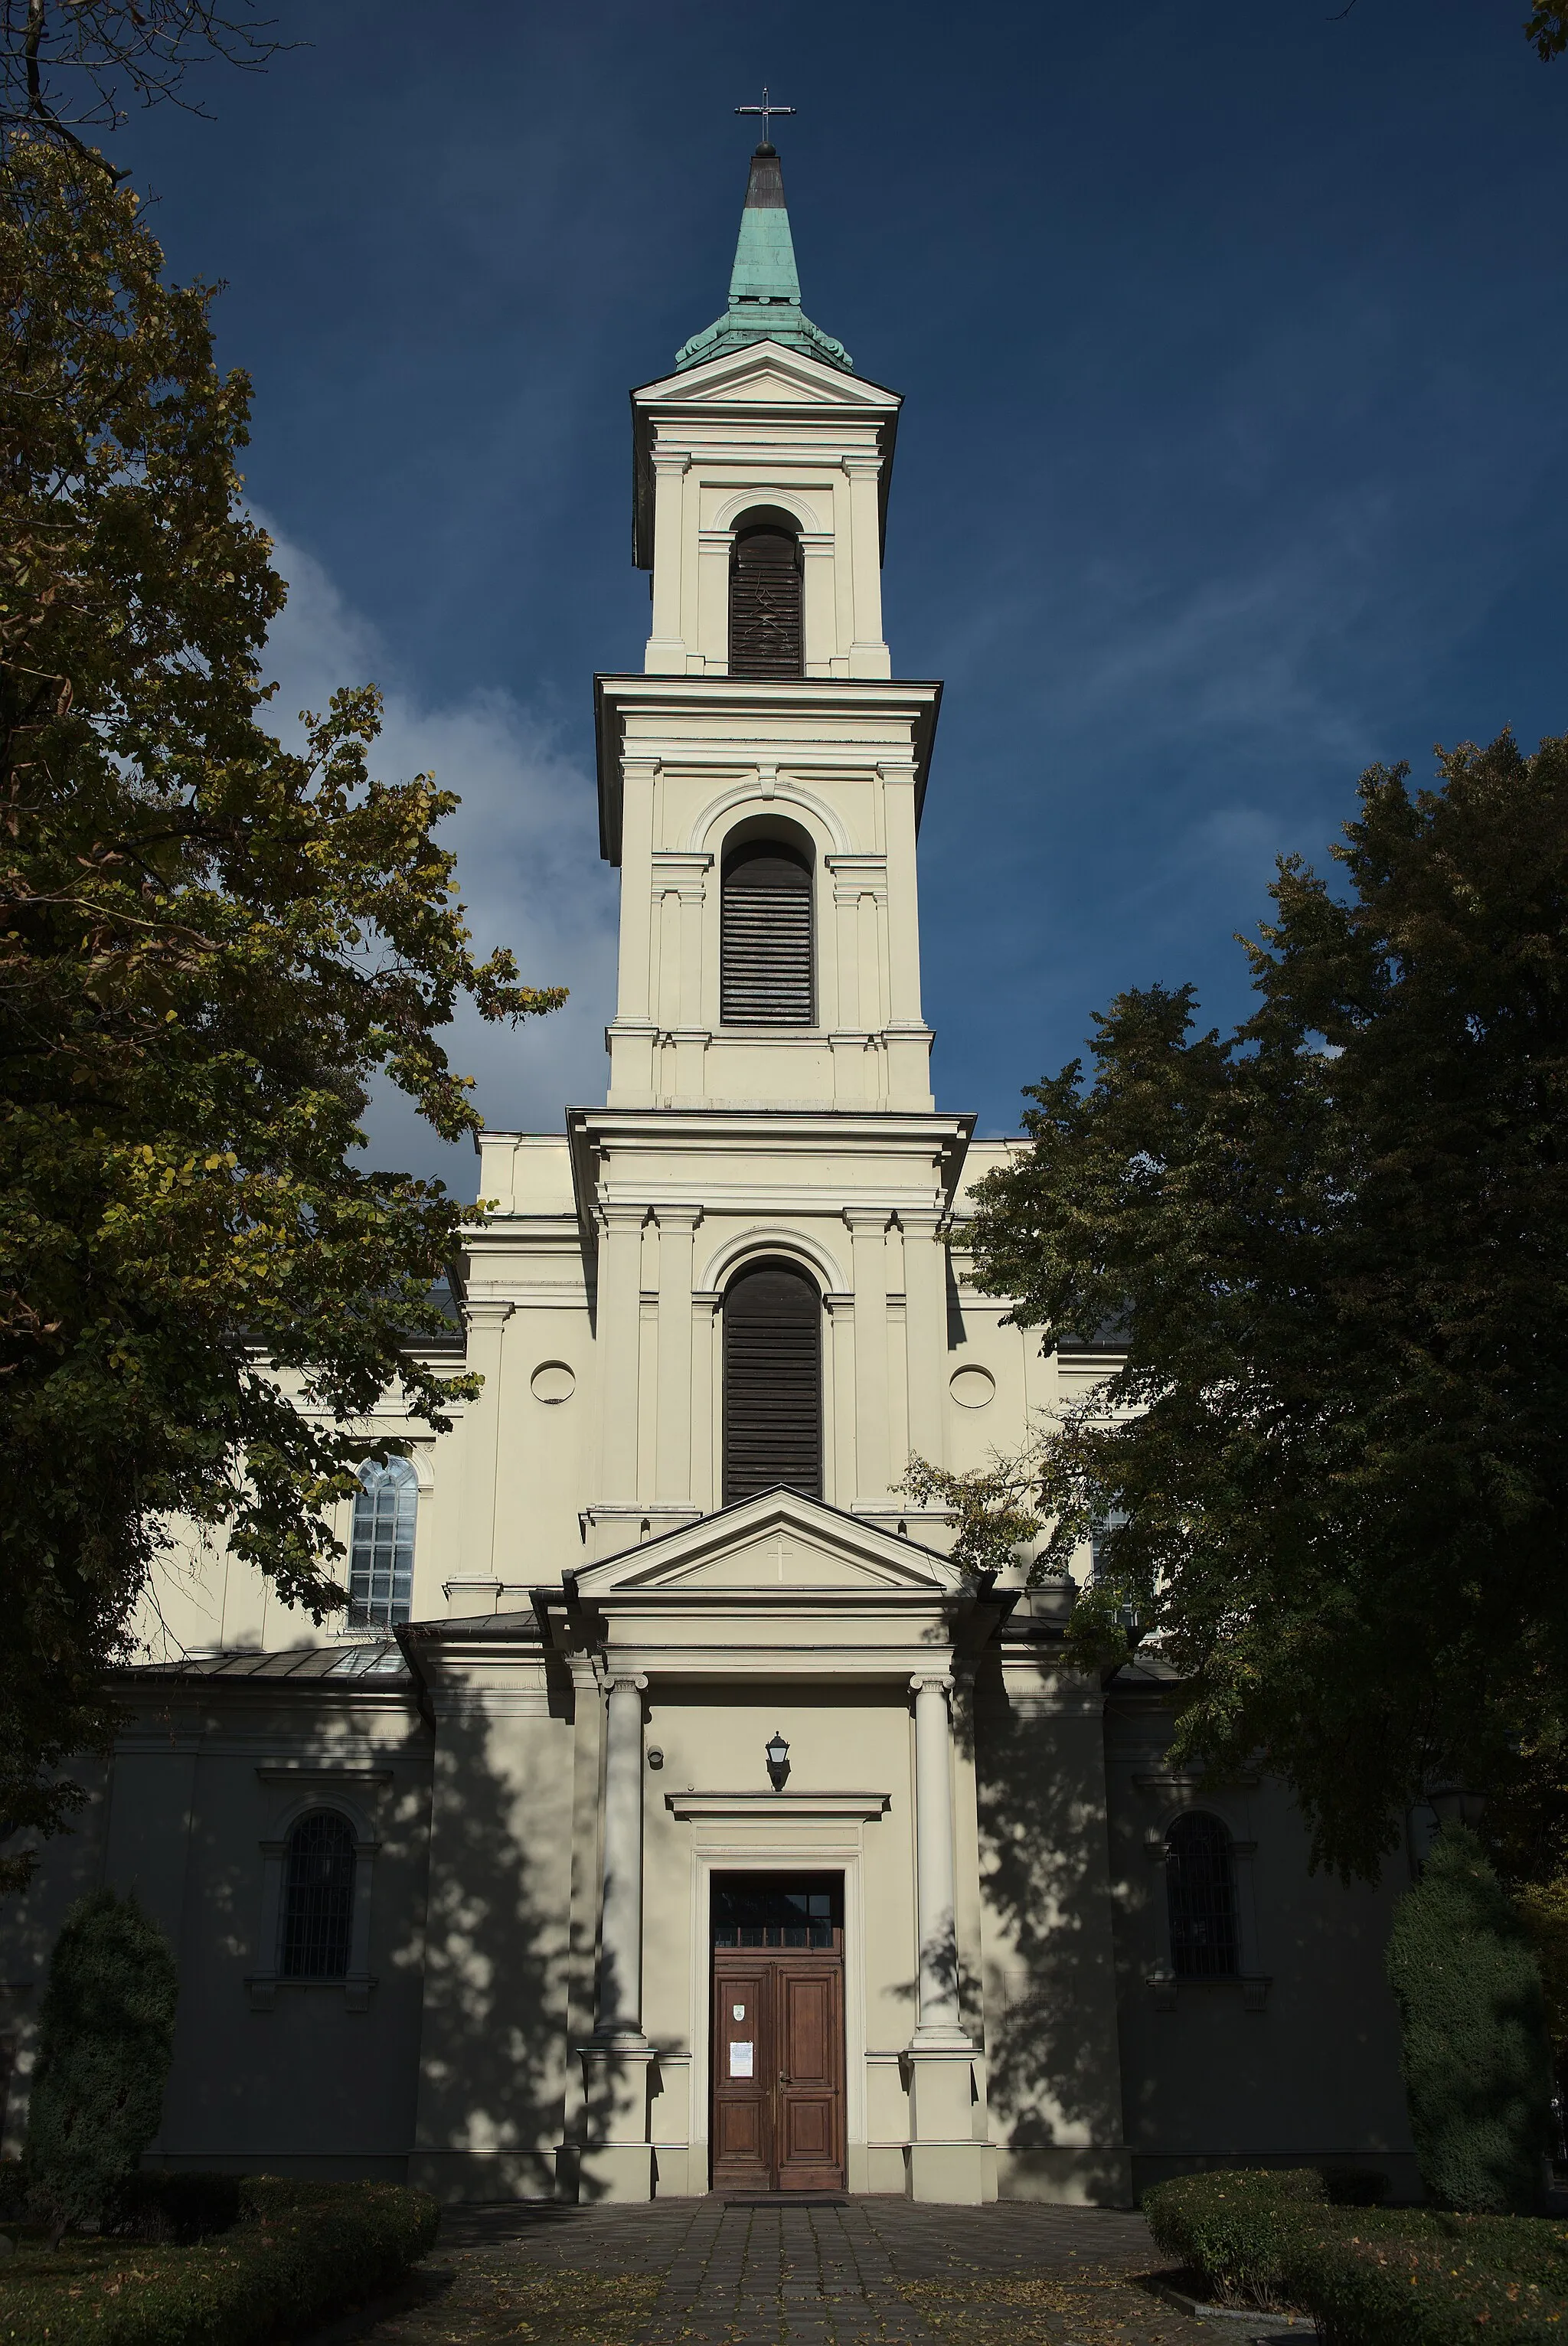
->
[[1, 143, 1419, 2207]]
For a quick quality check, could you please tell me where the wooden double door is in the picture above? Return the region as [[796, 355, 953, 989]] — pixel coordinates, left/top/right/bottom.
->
[[710, 1874, 844, 2194]]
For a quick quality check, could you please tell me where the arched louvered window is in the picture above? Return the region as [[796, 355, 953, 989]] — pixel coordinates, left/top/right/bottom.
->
[[723, 1260, 822, 1505], [729, 521, 803, 678], [720, 839, 813, 1026], [349, 1456, 416, 1627], [1166, 1812, 1239, 1978], [279, 1811, 356, 1978]]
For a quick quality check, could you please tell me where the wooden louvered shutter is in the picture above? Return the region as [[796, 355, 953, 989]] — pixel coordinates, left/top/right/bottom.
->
[[721, 843, 813, 1026], [729, 525, 803, 678], [724, 1261, 822, 1505]]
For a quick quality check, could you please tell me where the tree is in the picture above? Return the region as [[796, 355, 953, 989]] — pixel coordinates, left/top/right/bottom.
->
[[0, 2, 286, 165], [1527, 3, 1568, 61], [1385, 1822, 1553, 2214], [0, 136, 564, 1889], [899, 1449, 1044, 1581], [966, 731, 1568, 1880], [24, 1886, 179, 2240]]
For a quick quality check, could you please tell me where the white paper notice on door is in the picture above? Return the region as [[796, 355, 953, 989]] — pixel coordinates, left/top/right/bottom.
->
[[730, 2040, 754, 2078]]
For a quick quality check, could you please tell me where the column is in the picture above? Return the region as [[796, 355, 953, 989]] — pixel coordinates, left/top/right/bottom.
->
[[906, 1674, 984, 2204], [844, 1209, 890, 1508], [911, 1677, 966, 2045], [596, 1204, 645, 1506], [655, 1207, 701, 1505], [594, 1675, 648, 2043], [578, 1672, 655, 2202]]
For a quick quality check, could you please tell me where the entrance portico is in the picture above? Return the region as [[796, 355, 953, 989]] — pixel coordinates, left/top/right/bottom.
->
[[406, 1490, 998, 2204]]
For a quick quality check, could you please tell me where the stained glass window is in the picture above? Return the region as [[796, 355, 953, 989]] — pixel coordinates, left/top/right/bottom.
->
[[349, 1456, 417, 1627], [279, 1811, 356, 1978], [1166, 1812, 1240, 1978]]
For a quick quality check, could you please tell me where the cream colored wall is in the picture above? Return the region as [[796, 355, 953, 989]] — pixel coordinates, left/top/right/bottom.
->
[[0, 1685, 433, 2179], [1102, 1714, 1417, 2194], [408, 1651, 580, 2201]]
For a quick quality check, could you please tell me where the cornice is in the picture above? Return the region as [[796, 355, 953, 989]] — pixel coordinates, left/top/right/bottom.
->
[[593, 674, 942, 864]]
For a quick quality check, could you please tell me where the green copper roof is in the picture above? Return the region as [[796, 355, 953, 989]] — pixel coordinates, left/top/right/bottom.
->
[[675, 144, 852, 375]]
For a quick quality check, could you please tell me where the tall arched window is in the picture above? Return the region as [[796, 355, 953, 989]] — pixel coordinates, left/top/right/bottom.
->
[[723, 1259, 822, 1505], [1165, 1812, 1239, 1978], [349, 1456, 417, 1627], [729, 520, 802, 678], [279, 1811, 356, 1978], [720, 839, 813, 1026]]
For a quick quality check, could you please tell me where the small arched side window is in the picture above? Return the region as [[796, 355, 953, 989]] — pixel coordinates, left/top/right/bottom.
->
[[279, 1811, 356, 1978], [1165, 1812, 1239, 1978], [723, 1259, 822, 1505], [721, 840, 813, 1027], [350, 1456, 417, 1627], [729, 521, 803, 678]]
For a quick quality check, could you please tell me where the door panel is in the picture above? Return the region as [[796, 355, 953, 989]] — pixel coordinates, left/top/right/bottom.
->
[[775, 1964, 844, 2190], [711, 1961, 771, 2191]]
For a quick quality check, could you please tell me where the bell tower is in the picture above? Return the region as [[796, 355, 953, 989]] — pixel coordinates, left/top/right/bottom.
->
[[595, 140, 941, 1118], [571, 139, 971, 1557]]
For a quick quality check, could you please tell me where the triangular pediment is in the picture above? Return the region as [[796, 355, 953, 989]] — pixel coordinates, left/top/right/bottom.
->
[[633, 341, 900, 416], [574, 1488, 959, 1599]]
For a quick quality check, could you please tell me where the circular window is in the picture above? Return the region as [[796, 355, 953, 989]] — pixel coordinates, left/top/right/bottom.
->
[[949, 1364, 996, 1411], [530, 1361, 576, 1405]]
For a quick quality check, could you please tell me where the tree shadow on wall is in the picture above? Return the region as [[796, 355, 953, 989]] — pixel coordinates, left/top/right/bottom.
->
[[962, 1652, 1129, 2201], [410, 1658, 622, 2204]]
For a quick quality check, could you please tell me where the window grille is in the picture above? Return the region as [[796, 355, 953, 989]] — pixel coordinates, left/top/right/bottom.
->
[[711, 1873, 843, 1949], [720, 841, 813, 1026], [279, 1811, 356, 1978], [1165, 1811, 1240, 1977], [728, 523, 802, 678], [349, 1456, 417, 1627], [723, 1259, 822, 1505]]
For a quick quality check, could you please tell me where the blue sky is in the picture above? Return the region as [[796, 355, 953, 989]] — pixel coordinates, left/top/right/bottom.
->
[[109, 0, 1568, 1188]]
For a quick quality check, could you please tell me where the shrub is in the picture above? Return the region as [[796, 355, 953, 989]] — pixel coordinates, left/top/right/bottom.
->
[[1387, 1821, 1554, 2214], [0, 2177, 439, 2346], [1142, 2167, 1568, 2340], [23, 1889, 178, 2239], [107, 2170, 242, 2241]]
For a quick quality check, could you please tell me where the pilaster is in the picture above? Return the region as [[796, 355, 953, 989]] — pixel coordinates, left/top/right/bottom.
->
[[596, 1205, 646, 1505], [462, 1298, 514, 1583], [843, 453, 890, 678], [844, 1210, 891, 1508], [655, 1207, 702, 1504], [645, 452, 690, 671]]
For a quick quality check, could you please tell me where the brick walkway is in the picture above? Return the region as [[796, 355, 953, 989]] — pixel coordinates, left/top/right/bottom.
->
[[423, 2197, 1312, 2346]]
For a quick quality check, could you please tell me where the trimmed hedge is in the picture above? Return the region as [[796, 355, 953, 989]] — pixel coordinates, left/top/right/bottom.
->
[[0, 2176, 439, 2346], [1143, 2167, 1568, 2343]]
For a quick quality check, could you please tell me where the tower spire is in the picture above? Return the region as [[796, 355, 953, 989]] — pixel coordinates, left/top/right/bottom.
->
[[675, 138, 851, 374]]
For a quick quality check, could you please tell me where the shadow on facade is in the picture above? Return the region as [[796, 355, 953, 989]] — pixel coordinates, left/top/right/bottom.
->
[[411, 1686, 609, 2202], [965, 1656, 1128, 2196]]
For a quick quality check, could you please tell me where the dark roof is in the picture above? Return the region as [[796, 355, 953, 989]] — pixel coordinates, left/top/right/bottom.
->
[[125, 1642, 410, 1684]]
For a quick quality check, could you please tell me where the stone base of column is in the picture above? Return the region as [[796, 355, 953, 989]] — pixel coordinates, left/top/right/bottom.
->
[[576, 2040, 655, 2202], [906, 2042, 985, 2206], [577, 2142, 655, 2202]]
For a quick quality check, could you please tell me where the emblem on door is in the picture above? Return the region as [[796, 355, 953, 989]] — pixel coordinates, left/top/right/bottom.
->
[[733, 2003, 745, 2020]]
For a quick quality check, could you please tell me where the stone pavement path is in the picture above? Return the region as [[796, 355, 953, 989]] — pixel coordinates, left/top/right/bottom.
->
[[356, 2198, 1315, 2346]]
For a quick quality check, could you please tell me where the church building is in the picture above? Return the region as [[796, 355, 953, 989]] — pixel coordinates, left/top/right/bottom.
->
[[0, 142, 1419, 2207]]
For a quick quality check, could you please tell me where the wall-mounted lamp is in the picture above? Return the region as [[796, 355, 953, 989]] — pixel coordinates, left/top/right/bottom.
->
[[765, 1730, 790, 1791]]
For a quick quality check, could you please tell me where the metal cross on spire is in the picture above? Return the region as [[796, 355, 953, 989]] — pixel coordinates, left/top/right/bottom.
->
[[734, 87, 795, 145]]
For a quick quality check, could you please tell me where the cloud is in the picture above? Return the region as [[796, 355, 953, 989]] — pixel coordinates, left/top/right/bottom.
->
[[260, 524, 618, 1194]]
